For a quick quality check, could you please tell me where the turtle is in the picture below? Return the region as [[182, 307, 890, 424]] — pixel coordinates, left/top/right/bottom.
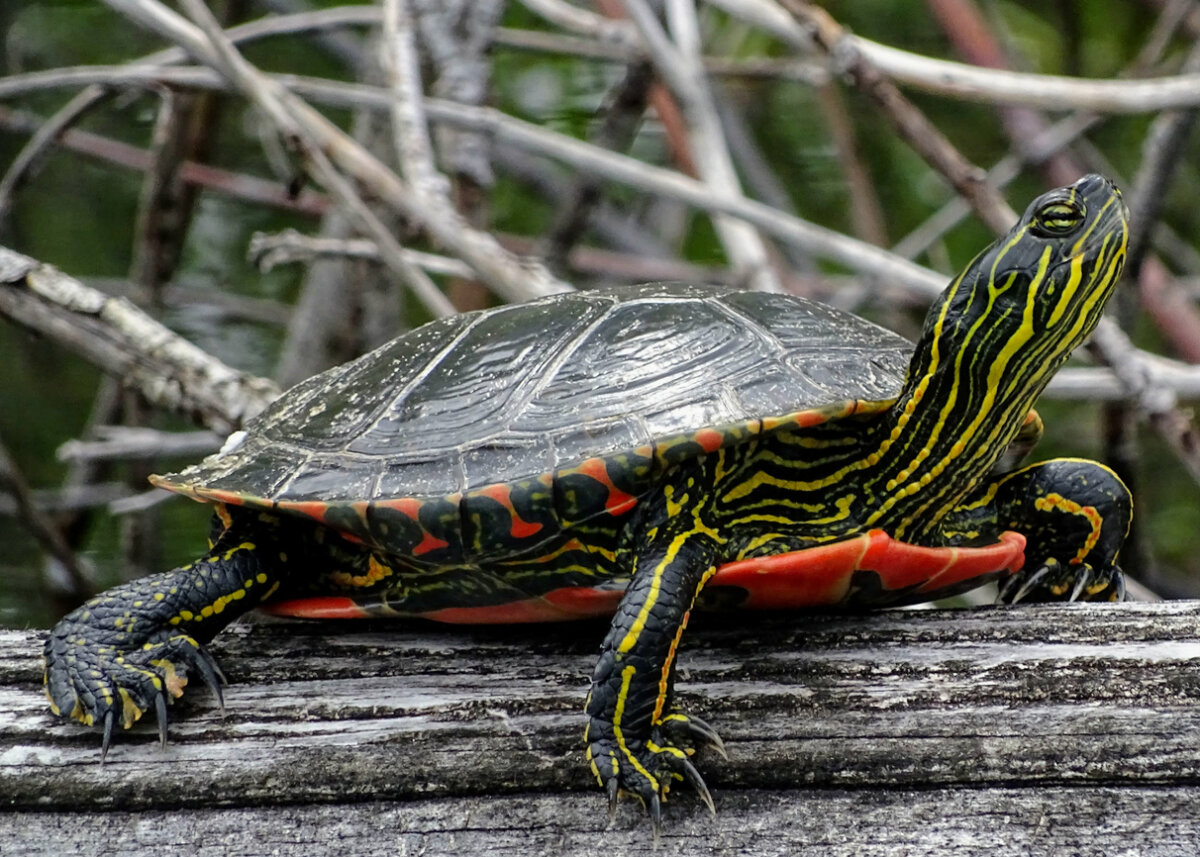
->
[[45, 174, 1132, 828]]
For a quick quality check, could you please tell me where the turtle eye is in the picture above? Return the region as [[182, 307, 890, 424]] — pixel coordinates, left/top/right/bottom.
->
[[1032, 200, 1085, 237]]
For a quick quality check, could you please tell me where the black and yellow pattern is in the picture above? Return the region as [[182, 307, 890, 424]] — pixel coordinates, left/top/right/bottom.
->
[[581, 175, 1130, 821], [44, 175, 1130, 831]]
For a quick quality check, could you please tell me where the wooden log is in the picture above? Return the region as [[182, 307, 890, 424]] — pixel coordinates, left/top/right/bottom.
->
[[2, 601, 1200, 855]]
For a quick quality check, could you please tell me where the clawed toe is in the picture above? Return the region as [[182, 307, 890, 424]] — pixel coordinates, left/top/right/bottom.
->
[[1000, 557, 1125, 604], [676, 754, 715, 815], [46, 631, 227, 758], [660, 712, 727, 760], [590, 715, 721, 832]]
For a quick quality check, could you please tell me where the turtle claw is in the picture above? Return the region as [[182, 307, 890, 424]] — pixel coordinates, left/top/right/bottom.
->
[[649, 792, 663, 841], [191, 644, 227, 710], [155, 692, 169, 749], [588, 713, 721, 830], [1000, 560, 1054, 603], [660, 711, 728, 760], [1068, 565, 1095, 602], [100, 710, 115, 764], [1000, 557, 1125, 604], [677, 754, 715, 816], [45, 619, 227, 757]]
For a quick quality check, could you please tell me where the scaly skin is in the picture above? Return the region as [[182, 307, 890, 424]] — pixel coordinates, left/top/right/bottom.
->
[[44, 176, 1132, 834], [43, 509, 287, 753], [581, 175, 1132, 827]]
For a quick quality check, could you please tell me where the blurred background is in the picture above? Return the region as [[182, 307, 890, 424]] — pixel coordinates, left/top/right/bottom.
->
[[2, 0, 1200, 630]]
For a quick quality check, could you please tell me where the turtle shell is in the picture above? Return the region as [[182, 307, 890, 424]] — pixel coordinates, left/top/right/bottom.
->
[[154, 283, 912, 561]]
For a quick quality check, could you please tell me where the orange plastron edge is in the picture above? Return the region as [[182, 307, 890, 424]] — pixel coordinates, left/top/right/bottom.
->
[[710, 529, 1027, 609]]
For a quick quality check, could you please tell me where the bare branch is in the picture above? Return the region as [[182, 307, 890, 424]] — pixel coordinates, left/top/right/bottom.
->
[[0, 246, 280, 432], [782, 0, 1016, 234], [104, 0, 571, 304], [710, 0, 1200, 113], [57, 428, 222, 463], [0, 435, 93, 596], [380, 0, 447, 197], [625, 0, 781, 291], [249, 229, 475, 280]]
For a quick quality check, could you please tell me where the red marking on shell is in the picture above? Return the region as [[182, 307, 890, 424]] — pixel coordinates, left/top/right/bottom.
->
[[694, 428, 724, 453], [791, 410, 832, 429], [413, 531, 450, 556], [375, 497, 424, 522], [712, 530, 1027, 609], [477, 483, 544, 540], [262, 597, 370, 619], [574, 458, 638, 515]]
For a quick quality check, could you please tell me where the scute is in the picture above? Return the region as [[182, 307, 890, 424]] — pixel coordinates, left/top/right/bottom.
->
[[156, 284, 912, 510]]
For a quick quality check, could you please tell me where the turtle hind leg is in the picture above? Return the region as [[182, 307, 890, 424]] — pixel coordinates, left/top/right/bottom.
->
[[961, 458, 1132, 603], [43, 507, 288, 753]]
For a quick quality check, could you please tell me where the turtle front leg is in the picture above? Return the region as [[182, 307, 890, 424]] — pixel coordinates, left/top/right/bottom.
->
[[43, 507, 286, 755], [947, 459, 1132, 603], [585, 492, 726, 829]]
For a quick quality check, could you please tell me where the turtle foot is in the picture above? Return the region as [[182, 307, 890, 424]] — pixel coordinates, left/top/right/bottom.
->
[[587, 714, 721, 835], [44, 617, 226, 759]]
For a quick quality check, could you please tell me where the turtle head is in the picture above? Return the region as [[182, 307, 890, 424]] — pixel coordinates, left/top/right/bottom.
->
[[873, 175, 1128, 539], [906, 173, 1128, 402]]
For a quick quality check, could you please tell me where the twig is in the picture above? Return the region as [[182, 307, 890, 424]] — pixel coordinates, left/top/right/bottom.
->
[[782, 0, 1016, 234], [1088, 320, 1200, 482], [1126, 44, 1200, 279], [0, 245, 280, 432], [381, 0, 448, 200], [544, 60, 655, 273], [249, 229, 475, 280], [625, 0, 781, 291], [129, 88, 213, 291], [415, 0, 505, 191], [0, 433, 93, 596], [56, 427, 222, 463], [0, 105, 330, 217], [710, 0, 1200, 112]]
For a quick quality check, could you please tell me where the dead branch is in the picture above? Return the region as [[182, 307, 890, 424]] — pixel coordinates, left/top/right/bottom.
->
[[0, 246, 279, 432]]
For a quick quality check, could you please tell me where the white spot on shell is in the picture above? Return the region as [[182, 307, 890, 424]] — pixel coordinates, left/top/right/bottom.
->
[[217, 430, 248, 458]]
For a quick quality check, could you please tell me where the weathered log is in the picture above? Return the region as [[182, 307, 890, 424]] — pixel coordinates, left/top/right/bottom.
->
[[2, 601, 1199, 855]]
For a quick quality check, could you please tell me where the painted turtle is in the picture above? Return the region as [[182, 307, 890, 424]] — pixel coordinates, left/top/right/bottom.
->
[[45, 174, 1131, 827]]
